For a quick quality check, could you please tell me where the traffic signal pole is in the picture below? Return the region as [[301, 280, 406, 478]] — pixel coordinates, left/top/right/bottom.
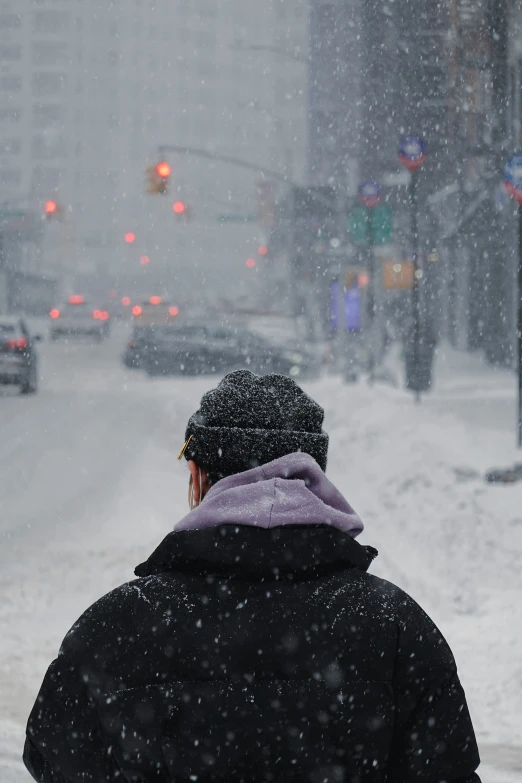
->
[[410, 170, 421, 403], [518, 203, 522, 447]]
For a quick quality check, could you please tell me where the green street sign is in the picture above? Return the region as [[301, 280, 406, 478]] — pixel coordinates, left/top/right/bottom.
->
[[348, 206, 370, 245], [347, 205, 393, 245]]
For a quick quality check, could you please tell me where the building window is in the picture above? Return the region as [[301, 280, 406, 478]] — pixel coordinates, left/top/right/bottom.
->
[[33, 104, 64, 127], [0, 44, 22, 61], [0, 108, 21, 122], [32, 166, 62, 190], [0, 138, 21, 154], [33, 73, 67, 96], [33, 42, 68, 66], [0, 76, 21, 92], [108, 49, 120, 66], [32, 133, 67, 160], [0, 168, 21, 184], [0, 13, 21, 31], [32, 11, 70, 35]]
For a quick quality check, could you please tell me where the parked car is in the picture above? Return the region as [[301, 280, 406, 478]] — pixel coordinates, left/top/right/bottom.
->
[[0, 316, 40, 394], [143, 322, 318, 379], [49, 296, 110, 341], [122, 325, 155, 369]]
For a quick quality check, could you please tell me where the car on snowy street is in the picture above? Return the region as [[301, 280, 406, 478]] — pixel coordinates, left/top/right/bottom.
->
[[143, 322, 318, 378], [122, 325, 155, 369], [0, 316, 40, 394], [49, 296, 110, 341]]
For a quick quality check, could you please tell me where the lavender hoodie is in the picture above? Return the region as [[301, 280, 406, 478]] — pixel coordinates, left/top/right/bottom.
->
[[176, 452, 363, 537]]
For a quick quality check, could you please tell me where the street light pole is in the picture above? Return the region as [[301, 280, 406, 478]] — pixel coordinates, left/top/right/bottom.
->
[[410, 168, 421, 401], [357, 180, 381, 383], [399, 135, 427, 400], [503, 152, 522, 447]]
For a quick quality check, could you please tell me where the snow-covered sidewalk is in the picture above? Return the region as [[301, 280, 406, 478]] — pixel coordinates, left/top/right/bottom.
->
[[1, 341, 521, 780], [317, 344, 522, 776]]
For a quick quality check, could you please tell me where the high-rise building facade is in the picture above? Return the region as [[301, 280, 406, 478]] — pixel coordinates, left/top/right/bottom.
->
[[1, 0, 309, 303]]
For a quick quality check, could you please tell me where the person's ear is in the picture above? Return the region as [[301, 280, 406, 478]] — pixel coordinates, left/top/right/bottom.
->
[[200, 469, 210, 498], [187, 460, 200, 502], [187, 461, 210, 504]]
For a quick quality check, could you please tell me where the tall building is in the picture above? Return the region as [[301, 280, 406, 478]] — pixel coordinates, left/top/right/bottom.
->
[[1, 0, 309, 306]]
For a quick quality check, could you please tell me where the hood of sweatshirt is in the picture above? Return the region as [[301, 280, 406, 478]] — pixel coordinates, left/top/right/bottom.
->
[[175, 452, 364, 536], [135, 454, 376, 580]]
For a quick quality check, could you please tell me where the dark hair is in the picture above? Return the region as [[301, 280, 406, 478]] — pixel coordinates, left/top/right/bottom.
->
[[184, 370, 329, 481]]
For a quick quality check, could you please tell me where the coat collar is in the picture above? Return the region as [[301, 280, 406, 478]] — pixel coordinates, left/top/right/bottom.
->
[[135, 524, 377, 581]]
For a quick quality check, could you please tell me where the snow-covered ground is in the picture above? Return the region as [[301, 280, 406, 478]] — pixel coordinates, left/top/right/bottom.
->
[[1, 331, 521, 781]]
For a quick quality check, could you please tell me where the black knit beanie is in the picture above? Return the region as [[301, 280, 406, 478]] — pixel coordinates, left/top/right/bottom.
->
[[184, 370, 329, 477]]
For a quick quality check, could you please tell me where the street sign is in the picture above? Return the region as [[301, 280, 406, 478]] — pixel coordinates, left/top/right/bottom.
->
[[399, 135, 426, 171], [344, 287, 361, 332], [358, 180, 381, 208], [347, 205, 393, 245], [504, 153, 522, 204], [348, 206, 369, 245], [383, 261, 414, 290]]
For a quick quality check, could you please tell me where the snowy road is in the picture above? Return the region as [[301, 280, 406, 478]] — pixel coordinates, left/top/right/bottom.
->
[[1, 332, 521, 781]]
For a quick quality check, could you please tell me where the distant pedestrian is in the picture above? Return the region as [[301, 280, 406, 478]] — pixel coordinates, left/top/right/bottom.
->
[[24, 370, 481, 782]]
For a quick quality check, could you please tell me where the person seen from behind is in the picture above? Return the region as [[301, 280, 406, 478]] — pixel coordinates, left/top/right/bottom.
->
[[24, 370, 481, 782]]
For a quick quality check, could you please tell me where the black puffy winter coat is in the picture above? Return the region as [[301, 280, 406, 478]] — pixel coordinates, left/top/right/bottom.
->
[[24, 525, 481, 783]]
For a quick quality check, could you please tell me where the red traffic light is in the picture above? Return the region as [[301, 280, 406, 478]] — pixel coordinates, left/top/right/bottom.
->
[[156, 161, 171, 178], [140, 255, 150, 266], [45, 200, 57, 214], [121, 297, 131, 306], [257, 245, 268, 256], [173, 201, 186, 214], [132, 305, 142, 316], [149, 295, 162, 305], [169, 306, 179, 317], [125, 232, 136, 244], [245, 258, 256, 268]]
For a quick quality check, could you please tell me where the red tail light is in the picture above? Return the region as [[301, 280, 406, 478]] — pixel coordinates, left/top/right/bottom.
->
[[6, 338, 27, 349], [132, 305, 142, 316], [50, 308, 60, 319], [93, 309, 101, 319], [100, 311, 109, 321]]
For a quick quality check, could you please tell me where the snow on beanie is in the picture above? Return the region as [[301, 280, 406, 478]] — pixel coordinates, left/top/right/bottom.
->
[[184, 370, 329, 476]]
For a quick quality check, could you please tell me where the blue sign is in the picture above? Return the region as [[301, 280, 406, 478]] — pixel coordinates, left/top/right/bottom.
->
[[399, 135, 426, 171], [344, 287, 361, 332], [504, 153, 522, 203], [358, 180, 381, 208]]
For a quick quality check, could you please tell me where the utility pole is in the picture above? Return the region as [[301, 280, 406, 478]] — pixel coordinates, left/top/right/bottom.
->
[[357, 180, 382, 383], [409, 168, 420, 398], [504, 153, 522, 447], [399, 135, 432, 400]]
